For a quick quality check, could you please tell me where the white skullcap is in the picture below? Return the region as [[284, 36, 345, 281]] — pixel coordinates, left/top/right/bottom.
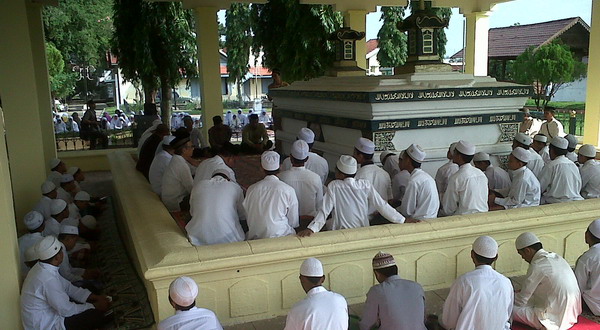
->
[[81, 215, 97, 229], [261, 151, 280, 171], [565, 134, 578, 149], [41, 181, 56, 195], [50, 199, 68, 215], [36, 236, 62, 260], [455, 140, 476, 156], [74, 191, 90, 201], [514, 133, 532, 146], [24, 244, 38, 262], [355, 137, 375, 154], [337, 155, 357, 175], [163, 135, 176, 146], [588, 219, 600, 239], [533, 134, 548, 143], [67, 167, 80, 176], [406, 144, 426, 163], [550, 136, 568, 150], [49, 158, 61, 169], [472, 236, 498, 258], [60, 174, 74, 184], [24, 211, 44, 230], [515, 232, 540, 250], [512, 147, 530, 163], [59, 224, 79, 235], [473, 152, 490, 162], [297, 128, 315, 144], [380, 151, 394, 163], [291, 140, 309, 160], [169, 276, 198, 307], [449, 142, 458, 156], [372, 251, 396, 270], [300, 257, 324, 277], [579, 144, 597, 158]]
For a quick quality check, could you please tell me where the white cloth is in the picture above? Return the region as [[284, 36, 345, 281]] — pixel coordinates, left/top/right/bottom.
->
[[484, 165, 511, 190], [566, 151, 578, 163], [435, 160, 459, 195], [284, 286, 348, 330], [392, 170, 411, 201], [43, 217, 61, 237], [527, 149, 545, 178], [382, 154, 400, 178], [259, 113, 271, 124], [278, 167, 323, 217], [161, 155, 194, 212], [33, 196, 54, 220], [186, 176, 245, 246], [158, 306, 223, 330], [193, 155, 236, 185], [68, 203, 82, 221], [441, 163, 488, 216], [189, 127, 208, 149], [149, 150, 173, 195], [575, 244, 600, 315], [18, 232, 44, 275], [580, 159, 600, 199], [58, 242, 84, 283], [359, 275, 426, 330], [513, 249, 581, 330], [307, 178, 405, 233], [539, 118, 566, 139], [539, 146, 551, 164], [356, 163, 393, 202], [399, 169, 439, 220], [281, 152, 329, 184], [57, 187, 73, 204], [48, 171, 62, 188], [243, 175, 299, 240], [441, 265, 513, 330], [21, 262, 93, 330], [494, 166, 541, 209], [538, 155, 583, 204]]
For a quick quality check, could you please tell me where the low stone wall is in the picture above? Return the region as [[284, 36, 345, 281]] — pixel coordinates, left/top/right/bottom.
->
[[59, 148, 136, 172], [108, 150, 597, 326]]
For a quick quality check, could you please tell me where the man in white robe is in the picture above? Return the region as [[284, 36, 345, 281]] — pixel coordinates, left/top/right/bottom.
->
[[578, 144, 600, 199], [161, 137, 194, 212], [48, 158, 67, 187], [575, 219, 600, 315], [43, 199, 71, 237], [281, 128, 329, 184], [18, 211, 45, 276], [472, 152, 511, 190], [538, 137, 583, 204], [398, 144, 439, 220], [33, 181, 58, 220], [193, 142, 237, 185], [149, 136, 175, 195], [391, 151, 410, 202], [532, 134, 551, 164], [57, 174, 77, 204], [490, 147, 540, 210], [565, 134, 579, 163], [435, 142, 459, 197], [513, 133, 544, 178], [137, 118, 162, 156], [380, 151, 400, 178], [354, 138, 393, 206]]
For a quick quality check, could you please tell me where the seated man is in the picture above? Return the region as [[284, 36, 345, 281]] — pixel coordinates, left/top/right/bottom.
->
[[538, 137, 583, 204], [532, 134, 551, 164], [161, 137, 194, 212], [578, 144, 600, 199], [33, 181, 58, 220], [441, 236, 513, 330], [158, 276, 223, 330], [136, 123, 169, 179], [575, 219, 600, 316], [149, 136, 175, 196], [513, 133, 544, 178], [43, 199, 72, 237], [398, 144, 439, 220], [472, 152, 511, 190], [435, 142, 459, 197], [57, 225, 100, 285], [207, 115, 232, 151], [18, 211, 45, 276], [564, 134, 579, 163], [284, 258, 348, 330], [240, 114, 272, 154], [359, 252, 426, 330], [489, 147, 540, 210], [281, 128, 329, 184], [193, 142, 237, 185], [48, 158, 67, 187], [513, 232, 581, 329]]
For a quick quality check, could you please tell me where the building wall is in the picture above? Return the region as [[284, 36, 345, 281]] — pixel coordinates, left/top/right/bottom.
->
[[552, 78, 588, 102]]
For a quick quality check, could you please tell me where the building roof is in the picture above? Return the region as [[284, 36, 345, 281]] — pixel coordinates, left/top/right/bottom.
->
[[220, 65, 271, 77], [451, 17, 590, 59], [366, 39, 379, 54]]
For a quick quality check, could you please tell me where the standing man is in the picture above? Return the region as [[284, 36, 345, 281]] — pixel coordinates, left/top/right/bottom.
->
[[240, 114, 272, 154], [532, 134, 551, 164], [380, 151, 400, 178], [472, 152, 511, 190], [398, 144, 439, 220], [539, 106, 566, 139], [441, 236, 513, 330], [360, 252, 426, 330], [513, 232, 581, 329], [538, 137, 583, 204], [513, 133, 544, 178], [435, 142, 459, 197], [575, 219, 600, 316], [354, 138, 393, 205], [489, 147, 540, 210], [281, 128, 329, 184], [284, 258, 347, 330], [80, 100, 108, 149], [391, 151, 411, 203], [578, 144, 600, 199]]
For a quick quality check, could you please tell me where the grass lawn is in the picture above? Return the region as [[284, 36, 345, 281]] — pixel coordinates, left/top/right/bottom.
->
[[525, 100, 585, 110], [101, 106, 271, 116]]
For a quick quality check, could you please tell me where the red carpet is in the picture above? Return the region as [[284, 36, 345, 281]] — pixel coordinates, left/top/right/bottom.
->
[[513, 316, 600, 330]]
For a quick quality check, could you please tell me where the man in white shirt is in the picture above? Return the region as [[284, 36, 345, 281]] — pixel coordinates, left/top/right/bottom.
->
[[58, 174, 77, 204], [298, 156, 407, 237], [158, 276, 223, 330], [435, 142, 459, 197], [137, 118, 162, 156], [48, 158, 68, 187], [539, 107, 566, 139], [281, 128, 329, 184], [538, 136, 583, 204], [161, 137, 195, 212], [490, 147, 541, 210], [359, 252, 426, 330], [34, 181, 58, 220], [575, 219, 600, 315], [284, 258, 348, 330], [472, 152, 511, 190], [149, 136, 175, 195], [532, 134, 551, 164], [18, 211, 45, 276], [57, 225, 100, 285], [187, 169, 246, 245], [513, 133, 544, 178], [193, 142, 237, 185], [354, 137, 393, 205], [44, 199, 71, 237], [441, 140, 488, 216], [380, 151, 400, 178], [279, 140, 323, 219], [183, 115, 208, 150], [512, 232, 581, 329], [441, 236, 513, 330], [237, 109, 248, 127], [244, 151, 299, 240], [391, 151, 411, 203], [398, 144, 439, 220], [578, 144, 600, 199], [21, 236, 111, 329], [564, 134, 579, 163]]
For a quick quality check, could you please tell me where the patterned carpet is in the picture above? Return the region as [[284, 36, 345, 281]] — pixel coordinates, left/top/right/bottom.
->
[[513, 314, 600, 329]]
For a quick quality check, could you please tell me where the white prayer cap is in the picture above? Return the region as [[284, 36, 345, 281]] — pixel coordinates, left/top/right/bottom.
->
[[41, 181, 56, 194], [514, 133, 532, 146], [336, 155, 357, 175], [211, 168, 231, 179], [533, 134, 548, 143], [372, 251, 396, 270], [512, 147, 530, 163], [588, 219, 600, 238], [60, 174, 74, 184], [74, 191, 90, 201], [81, 215, 97, 230], [60, 224, 79, 236], [297, 128, 315, 144], [515, 232, 540, 250], [455, 140, 476, 156], [67, 167, 80, 176], [449, 142, 458, 156], [472, 236, 498, 258], [579, 144, 597, 158], [565, 134, 578, 149], [169, 276, 198, 307], [473, 152, 490, 162], [355, 137, 375, 154], [261, 151, 280, 171], [24, 245, 38, 262], [300, 257, 324, 277], [550, 136, 568, 150], [36, 236, 62, 260], [291, 140, 309, 160], [380, 151, 394, 163], [24, 211, 44, 230], [163, 135, 176, 146], [49, 158, 61, 169], [50, 199, 68, 215], [406, 144, 426, 163]]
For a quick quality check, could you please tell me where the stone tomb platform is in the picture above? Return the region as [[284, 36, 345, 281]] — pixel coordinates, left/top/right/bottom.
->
[[270, 72, 531, 175]]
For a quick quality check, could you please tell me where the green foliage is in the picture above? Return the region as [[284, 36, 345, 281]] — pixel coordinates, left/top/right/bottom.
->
[[377, 7, 407, 67], [46, 42, 64, 77], [46, 42, 77, 99], [434, 7, 452, 59]]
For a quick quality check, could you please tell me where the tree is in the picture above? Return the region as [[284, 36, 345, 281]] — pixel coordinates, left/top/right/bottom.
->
[[434, 7, 452, 59], [377, 7, 407, 68], [512, 42, 587, 110], [46, 42, 77, 104], [225, 4, 252, 106]]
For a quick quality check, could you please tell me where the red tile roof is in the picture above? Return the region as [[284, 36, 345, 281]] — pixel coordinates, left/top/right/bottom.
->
[[220, 65, 272, 77], [366, 39, 379, 54]]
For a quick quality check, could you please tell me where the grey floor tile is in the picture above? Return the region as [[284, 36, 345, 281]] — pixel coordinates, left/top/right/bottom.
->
[[425, 291, 445, 317], [224, 322, 256, 330], [252, 315, 287, 330], [433, 287, 451, 300], [349, 302, 365, 316]]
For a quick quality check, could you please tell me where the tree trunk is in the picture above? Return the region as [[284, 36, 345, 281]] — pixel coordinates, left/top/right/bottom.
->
[[160, 80, 172, 129], [237, 80, 243, 107]]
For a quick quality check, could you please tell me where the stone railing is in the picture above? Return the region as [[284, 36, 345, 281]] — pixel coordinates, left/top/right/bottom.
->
[[108, 150, 597, 326]]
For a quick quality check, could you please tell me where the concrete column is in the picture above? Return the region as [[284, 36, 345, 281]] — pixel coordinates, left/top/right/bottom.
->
[[463, 11, 490, 76], [0, 0, 56, 232], [343, 10, 368, 70], [193, 7, 224, 142], [583, 0, 600, 146]]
